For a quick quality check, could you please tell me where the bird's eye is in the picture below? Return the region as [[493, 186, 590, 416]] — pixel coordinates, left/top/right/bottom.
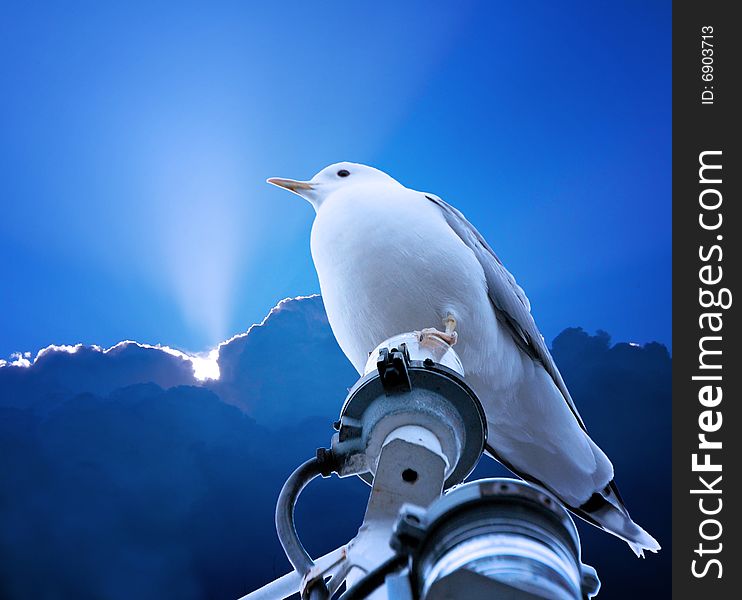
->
[[337, 169, 350, 178]]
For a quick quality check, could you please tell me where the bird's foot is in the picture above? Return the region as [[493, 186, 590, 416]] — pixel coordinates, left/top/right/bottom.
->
[[419, 314, 458, 347], [419, 328, 458, 347]]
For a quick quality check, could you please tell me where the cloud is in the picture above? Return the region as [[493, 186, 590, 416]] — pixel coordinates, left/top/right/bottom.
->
[[0, 340, 197, 414], [0, 294, 367, 599], [0, 298, 671, 599], [0, 352, 32, 368], [0, 295, 357, 427], [209, 295, 357, 424]]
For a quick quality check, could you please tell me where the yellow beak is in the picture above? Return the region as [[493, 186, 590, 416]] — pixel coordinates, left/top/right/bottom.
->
[[266, 177, 314, 194]]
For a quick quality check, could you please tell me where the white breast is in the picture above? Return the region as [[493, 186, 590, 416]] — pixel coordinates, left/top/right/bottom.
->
[[310, 183, 499, 375]]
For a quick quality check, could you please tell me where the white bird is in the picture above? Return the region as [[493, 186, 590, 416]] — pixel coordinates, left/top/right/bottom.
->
[[268, 162, 660, 557]]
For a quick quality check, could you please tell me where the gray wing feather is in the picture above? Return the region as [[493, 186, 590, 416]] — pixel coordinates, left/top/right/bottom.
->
[[425, 194, 587, 431]]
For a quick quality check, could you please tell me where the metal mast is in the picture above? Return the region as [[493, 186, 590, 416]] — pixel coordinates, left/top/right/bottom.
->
[[241, 332, 600, 600]]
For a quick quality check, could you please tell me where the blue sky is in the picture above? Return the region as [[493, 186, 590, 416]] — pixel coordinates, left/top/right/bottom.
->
[[0, 1, 671, 358]]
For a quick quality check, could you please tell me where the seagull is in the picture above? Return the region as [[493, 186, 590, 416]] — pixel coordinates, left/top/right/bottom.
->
[[268, 162, 660, 557]]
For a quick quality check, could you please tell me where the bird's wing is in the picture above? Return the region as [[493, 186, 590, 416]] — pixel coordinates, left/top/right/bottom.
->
[[424, 193, 587, 431]]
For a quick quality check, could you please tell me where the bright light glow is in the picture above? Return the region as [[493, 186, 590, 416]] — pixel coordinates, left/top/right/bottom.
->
[[115, 341, 222, 381], [142, 118, 254, 348], [190, 348, 221, 381]]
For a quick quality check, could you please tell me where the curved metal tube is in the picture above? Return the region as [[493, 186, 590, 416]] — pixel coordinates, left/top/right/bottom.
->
[[275, 457, 329, 599]]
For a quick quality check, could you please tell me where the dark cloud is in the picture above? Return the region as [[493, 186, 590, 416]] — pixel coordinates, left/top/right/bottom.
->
[[0, 298, 670, 599], [0, 296, 358, 428], [209, 296, 358, 425], [0, 343, 197, 414]]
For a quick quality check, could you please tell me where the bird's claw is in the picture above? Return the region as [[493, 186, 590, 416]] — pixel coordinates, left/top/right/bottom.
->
[[419, 327, 458, 347]]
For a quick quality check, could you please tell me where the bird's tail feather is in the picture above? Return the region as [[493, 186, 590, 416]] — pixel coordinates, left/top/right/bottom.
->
[[483, 444, 659, 557], [574, 480, 660, 558]]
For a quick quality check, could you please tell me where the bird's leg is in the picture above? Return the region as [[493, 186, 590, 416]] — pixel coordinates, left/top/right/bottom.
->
[[444, 314, 457, 336], [419, 313, 458, 346]]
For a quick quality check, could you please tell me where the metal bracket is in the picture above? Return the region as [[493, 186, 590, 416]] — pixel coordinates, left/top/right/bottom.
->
[[376, 344, 412, 391], [239, 436, 447, 600]]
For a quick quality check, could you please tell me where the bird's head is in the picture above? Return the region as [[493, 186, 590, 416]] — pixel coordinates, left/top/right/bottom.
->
[[267, 162, 399, 211]]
